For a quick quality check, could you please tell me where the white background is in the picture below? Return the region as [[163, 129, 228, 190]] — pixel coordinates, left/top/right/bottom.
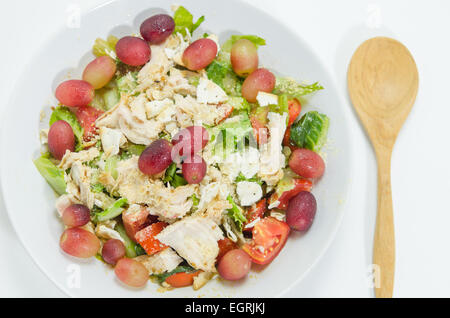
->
[[0, 0, 449, 297]]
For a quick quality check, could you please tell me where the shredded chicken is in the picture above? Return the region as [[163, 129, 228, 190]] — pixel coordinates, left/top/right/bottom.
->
[[59, 147, 100, 170], [65, 161, 95, 209], [95, 220, 124, 242], [156, 216, 223, 272], [135, 248, 183, 275], [258, 112, 287, 186]]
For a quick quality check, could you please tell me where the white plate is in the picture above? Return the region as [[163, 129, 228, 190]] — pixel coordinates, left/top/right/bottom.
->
[[0, 0, 353, 297]]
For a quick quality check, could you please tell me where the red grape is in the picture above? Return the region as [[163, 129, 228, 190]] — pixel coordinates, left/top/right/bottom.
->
[[82, 56, 117, 89], [48, 120, 75, 160], [286, 191, 317, 231], [241, 68, 276, 103], [182, 155, 207, 184], [116, 36, 151, 66], [182, 38, 217, 71], [55, 80, 94, 107], [138, 139, 173, 175], [172, 126, 209, 156], [289, 148, 325, 179], [60, 227, 100, 258], [114, 258, 149, 288], [140, 14, 175, 44], [62, 204, 90, 227], [231, 39, 259, 77], [102, 239, 126, 265], [217, 249, 252, 281]]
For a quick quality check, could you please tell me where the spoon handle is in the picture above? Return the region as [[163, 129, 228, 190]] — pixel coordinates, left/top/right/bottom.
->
[[373, 149, 395, 298]]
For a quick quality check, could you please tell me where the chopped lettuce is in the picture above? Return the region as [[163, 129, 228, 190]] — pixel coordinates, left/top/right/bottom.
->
[[210, 113, 254, 157], [92, 35, 118, 58], [235, 172, 262, 186], [115, 222, 139, 258], [227, 97, 250, 113], [120, 143, 146, 160], [90, 183, 105, 193], [222, 35, 266, 52], [33, 156, 67, 195], [226, 195, 247, 231], [268, 94, 289, 125], [91, 81, 120, 111], [191, 194, 199, 210], [105, 155, 119, 179], [153, 264, 196, 284], [163, 163, 188, 188], [116, 72, 138, 94], [290, 111, 329, 152], [273, 77, 324, 100], [94, 198, 128, 222], [49, 107, 84, 151], [173, 6, 205, 36], [206, 58, 243, 96]]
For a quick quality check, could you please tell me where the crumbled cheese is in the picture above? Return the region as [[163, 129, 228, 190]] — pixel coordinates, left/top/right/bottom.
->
[[100, 127, 126, 157], [196, 78, 228, 104], [236, 181, 263, 206], [256, 92, 279, 107]]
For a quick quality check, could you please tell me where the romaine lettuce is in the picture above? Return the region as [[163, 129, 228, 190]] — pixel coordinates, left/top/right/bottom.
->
[[173, 6, 205, 36], [49, 106, 84, 151], [94, 198, 128, 222], [153, 264, 197, 284], [226, 195, 247, 231], [206, 58, 243, 96], [33, 156, 67, 195], [222, 35, 266, 52], [290, 111, 329, 152], [92, 35, 118, 58], [163, 163, 188, 188], [273, 77, 324, 100], [115, 222, 139, 258]]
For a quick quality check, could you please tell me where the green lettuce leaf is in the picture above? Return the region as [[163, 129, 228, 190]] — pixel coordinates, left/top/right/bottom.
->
[[115, 222, 140, 258], [33, 156, 66, 195], [153, 264, 196, 284], [49, 106, 84, 151], [92, 35, 118, 58], [273, 77, 324, 100], [206, 58, 243, 96], [163, 163, 188, 188], [290, 111, 329, 152], [94, 198, 128, 222], [105, 155, 119, 179], [227, 97, 250, 113], [222, 35, 266, 52], [173, 6, 205, 36], [226, 195, 247, 231], [235, 172, 262, 185], [116, 72, 138, 94]]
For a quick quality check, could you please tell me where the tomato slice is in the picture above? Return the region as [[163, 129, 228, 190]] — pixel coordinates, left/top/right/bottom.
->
[[135, 222, 168, 255], [242, 217, 290, 265], [165, 270, 201, 288], [217, 238, 238, 263], [243, 199, 267, 233], [287, 99, 302, 127], [75, 106, 103, 141], [269, 178, 313, 210]]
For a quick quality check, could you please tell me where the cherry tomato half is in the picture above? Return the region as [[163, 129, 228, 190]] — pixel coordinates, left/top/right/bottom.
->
[[242, 217, 290, 265]]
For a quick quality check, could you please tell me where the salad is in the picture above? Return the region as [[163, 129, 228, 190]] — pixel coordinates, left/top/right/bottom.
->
[[34, 5, 329, 290]]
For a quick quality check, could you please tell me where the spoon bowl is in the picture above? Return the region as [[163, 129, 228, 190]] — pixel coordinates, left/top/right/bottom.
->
[[348, 37, 418, 298]]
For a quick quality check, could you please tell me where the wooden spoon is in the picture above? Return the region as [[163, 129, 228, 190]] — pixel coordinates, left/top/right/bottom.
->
[[347, 37, 418, 298]]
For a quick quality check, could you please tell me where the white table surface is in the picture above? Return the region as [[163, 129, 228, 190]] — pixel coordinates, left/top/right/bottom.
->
[[0, 0, 449, 298]]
